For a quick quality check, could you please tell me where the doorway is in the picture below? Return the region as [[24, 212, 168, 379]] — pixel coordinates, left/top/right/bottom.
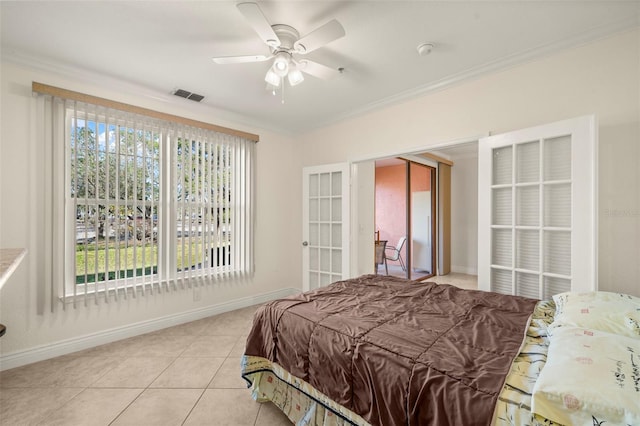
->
[[350, 136, 479, 286], [374, 159, 436, 280]]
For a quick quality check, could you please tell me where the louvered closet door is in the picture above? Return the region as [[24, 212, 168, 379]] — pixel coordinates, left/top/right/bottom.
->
[[478, 116, 597, 298]]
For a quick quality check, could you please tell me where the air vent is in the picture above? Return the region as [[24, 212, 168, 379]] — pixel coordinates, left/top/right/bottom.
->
[[187, 93, 204, 102], [173, 89, 204, 102]]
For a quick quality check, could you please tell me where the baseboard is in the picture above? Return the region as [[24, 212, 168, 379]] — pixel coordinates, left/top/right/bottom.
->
[[0, 287, 299, 371], [450, 265, 478, 275]]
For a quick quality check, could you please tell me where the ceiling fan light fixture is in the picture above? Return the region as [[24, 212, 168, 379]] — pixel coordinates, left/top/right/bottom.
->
[[264, 69, 281, 87], [216, 3, 346, 96], [288, 67, 304, 86], [272, 52, 290, 77]]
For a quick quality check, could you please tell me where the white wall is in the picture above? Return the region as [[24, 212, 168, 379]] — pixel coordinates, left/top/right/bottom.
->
[[351, 161, 375, 277], [301, 28, 640, 297], [0, 61, 303, 366], [450, 155, 478, 275], [2, 26, 639, 369]]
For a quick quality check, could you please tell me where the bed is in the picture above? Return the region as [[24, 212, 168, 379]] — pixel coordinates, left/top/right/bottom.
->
[[241, 275, 640, 426]]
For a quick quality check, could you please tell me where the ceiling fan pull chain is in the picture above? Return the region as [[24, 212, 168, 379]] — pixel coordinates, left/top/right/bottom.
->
[[281, 77, 285, 104]]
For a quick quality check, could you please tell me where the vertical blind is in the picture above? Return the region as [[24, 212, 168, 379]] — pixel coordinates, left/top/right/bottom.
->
[[35, 84, 256, 309]]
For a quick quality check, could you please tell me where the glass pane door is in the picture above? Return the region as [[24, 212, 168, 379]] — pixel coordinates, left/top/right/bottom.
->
[[303, 164, 350, 291]]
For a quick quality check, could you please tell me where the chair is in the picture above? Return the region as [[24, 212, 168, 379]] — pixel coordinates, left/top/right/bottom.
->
[[374, 239, 387, 274], [384, 236, 407, 275]]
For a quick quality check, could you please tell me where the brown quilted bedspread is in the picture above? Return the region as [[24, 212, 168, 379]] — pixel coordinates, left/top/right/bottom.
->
[[244, 275, 538, 426]]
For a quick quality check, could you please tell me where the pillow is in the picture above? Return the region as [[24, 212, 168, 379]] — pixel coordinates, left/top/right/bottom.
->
[[550, 291, 640, 339], [531, 326, 640, 426]]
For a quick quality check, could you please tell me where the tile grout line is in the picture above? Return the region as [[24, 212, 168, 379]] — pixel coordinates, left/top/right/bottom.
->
[[178, 388, 208, 426], [108, 332, 206, 425], [107, 388, 146, 426], [1, 309, 262, 426]]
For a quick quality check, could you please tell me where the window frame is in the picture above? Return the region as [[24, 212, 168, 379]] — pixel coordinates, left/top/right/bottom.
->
[[57, 103, 254, 301]]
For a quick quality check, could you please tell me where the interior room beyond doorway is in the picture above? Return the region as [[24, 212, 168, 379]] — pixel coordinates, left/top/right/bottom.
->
[[374, 158, 435, 281]]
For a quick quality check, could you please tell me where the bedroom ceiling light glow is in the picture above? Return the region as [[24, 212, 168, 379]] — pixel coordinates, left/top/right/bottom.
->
[[287, 64, 304, 86], [264, 68, 280, 87], [264, 51, 305, 88], [263, 51, 305, 102], [272, 52, 290, 76]]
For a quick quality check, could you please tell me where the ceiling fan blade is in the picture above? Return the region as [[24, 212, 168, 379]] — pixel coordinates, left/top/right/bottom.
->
[[298, 59, 340, 80], [294, 19, 345, 54], [212, 54, 272, 64], [236, 2, 281, 47]]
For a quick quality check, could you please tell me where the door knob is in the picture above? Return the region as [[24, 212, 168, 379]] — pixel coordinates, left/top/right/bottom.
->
[[302, 241, 309, 246]]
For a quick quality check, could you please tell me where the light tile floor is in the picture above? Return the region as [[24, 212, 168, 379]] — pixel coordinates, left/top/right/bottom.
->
[[423, 272, 479, 291], [0, 275, 477, 426], [375, 263, 433, 280], [0, 306, 291, 426], [377, 267, 479, 291]]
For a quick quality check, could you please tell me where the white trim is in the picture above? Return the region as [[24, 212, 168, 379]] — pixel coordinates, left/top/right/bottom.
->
[[352, 135, 485, 165], [2, 51, 274, 136], [307, 19, 639, 132], [3, 17, 637, 136], [399, 155, 438, 169], [477, 139, 493, 292], [349, 162, 359, 278], [0, 287, 299, 371]]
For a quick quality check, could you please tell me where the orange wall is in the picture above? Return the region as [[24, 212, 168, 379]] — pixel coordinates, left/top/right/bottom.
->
[[375, 162, 431, 266], [410, 163, 431, 192], [375, 165, 406, 252]]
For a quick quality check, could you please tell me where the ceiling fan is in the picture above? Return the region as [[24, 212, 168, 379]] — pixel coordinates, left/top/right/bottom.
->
[[212, 2, 345, 92]]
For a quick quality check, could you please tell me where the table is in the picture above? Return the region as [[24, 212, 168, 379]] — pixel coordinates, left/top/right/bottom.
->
[[0, 248, 27, 290], [0, 248, 27, 337]]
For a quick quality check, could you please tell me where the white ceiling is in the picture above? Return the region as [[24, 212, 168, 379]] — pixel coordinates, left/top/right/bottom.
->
[[2, 1, 639, 134]]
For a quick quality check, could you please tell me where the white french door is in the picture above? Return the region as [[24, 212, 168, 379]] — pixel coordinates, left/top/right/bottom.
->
[[302, 163, 350, 291], [478, 116, 597, 298]]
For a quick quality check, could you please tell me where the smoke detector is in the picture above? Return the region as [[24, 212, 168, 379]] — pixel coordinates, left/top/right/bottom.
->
[[417, 43, 434, 56]]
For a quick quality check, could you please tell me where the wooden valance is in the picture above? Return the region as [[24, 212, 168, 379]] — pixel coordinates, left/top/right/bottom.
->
[[32, 82, 259, 142]]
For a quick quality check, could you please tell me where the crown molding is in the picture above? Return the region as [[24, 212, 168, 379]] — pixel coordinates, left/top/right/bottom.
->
[[307, 18, 640, 133], [3, 16, 638, 136], [1, 49, 287, 136]]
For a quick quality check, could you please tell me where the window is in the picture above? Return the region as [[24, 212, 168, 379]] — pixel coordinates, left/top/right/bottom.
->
[[36, 86, 256, 305], [70, 111, 162, 294]]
